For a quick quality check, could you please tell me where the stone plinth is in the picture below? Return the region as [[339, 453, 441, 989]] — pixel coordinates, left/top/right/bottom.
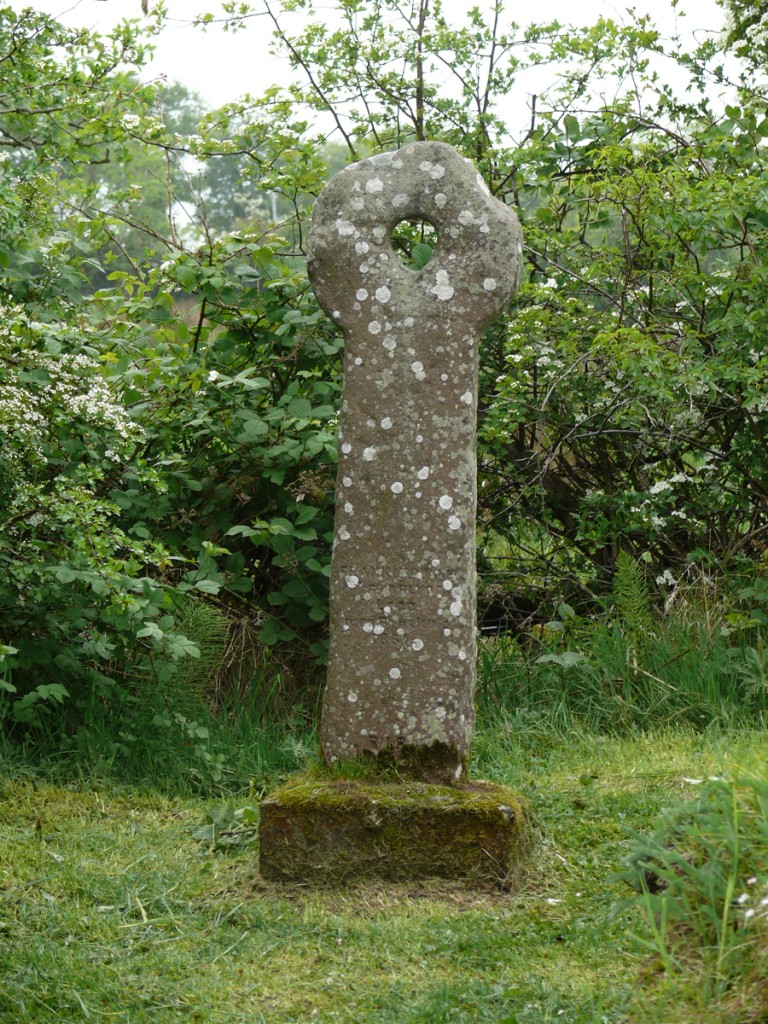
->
[[259, 774, 531, 889]]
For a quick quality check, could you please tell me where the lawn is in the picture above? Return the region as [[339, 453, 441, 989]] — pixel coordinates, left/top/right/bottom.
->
[[1, 724, 766, 1023]]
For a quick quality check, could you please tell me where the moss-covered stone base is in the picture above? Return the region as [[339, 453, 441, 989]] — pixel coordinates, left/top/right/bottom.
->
[[259, 774, 531, 889]]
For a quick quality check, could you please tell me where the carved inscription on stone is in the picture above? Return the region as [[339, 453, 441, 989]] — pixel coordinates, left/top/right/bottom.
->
[[307, 141, 523, 780]]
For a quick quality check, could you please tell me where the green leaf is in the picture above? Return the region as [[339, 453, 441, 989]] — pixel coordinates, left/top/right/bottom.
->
[[258, 618, 282, 646], [148, 305, 171, 323], [564, 113, 580, 140], [225, 525, 261, 538], [295, 545, 319, 563], [269, 518, 294, 535], [287, 397, 313, 418], [229, 576, 254, 593], [282, 578, 311, 600], [236, 419, 269, 443], [536, 652, 587, 669], [193, 579, 221, 595], [53, 565, 79, 584], [174, 265, 197, 289], [19, 368, 52, 385], [137, 623, 163, 640], [36, 683, 69, 704], [171, 636, 201, 659], [411, 243, 434, 270], [291, 526, 317, 541], [295, 505, 319, 525]]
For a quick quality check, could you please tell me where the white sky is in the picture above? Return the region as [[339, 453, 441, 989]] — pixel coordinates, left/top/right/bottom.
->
[[12, 0, 727, 111]]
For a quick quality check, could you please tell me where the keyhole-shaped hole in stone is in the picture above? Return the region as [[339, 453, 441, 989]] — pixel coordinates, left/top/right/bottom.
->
[[390, 218, 438, 270]]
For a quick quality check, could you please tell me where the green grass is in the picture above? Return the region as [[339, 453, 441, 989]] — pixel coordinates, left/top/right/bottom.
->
[[0, 695, 317, 798], [2, 598, 767, 1021], [1, 724, 766, 1023], [477, 612, 768, 734]]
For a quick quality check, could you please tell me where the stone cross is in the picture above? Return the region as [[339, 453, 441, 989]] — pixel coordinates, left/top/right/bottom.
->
[[308, 141, 523, 783]]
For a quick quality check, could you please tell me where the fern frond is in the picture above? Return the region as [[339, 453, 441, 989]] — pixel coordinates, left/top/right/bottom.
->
[[614, 551, 654, 656]]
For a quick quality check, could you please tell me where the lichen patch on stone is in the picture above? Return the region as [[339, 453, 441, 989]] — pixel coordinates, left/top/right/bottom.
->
[[430, 270, 455, 301]]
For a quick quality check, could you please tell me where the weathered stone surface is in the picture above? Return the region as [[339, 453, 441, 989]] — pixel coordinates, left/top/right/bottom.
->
[[307, 141, 523, 780], [259, 774, 531, 888]]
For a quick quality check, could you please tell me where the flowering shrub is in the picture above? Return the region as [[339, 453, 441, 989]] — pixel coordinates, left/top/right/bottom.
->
[[0, 6, 342, 736], [0, 306, 200, 724]]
